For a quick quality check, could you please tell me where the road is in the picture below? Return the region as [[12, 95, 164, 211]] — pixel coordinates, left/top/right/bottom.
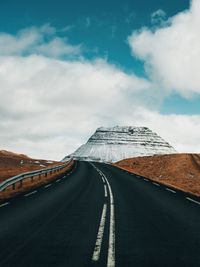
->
[[1, 161, 200, 266]]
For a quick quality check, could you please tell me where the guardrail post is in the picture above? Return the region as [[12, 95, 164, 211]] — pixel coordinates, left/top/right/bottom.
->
[[0, 160, 73, 193]]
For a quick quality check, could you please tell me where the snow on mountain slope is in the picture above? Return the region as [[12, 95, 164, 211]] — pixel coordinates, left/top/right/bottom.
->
[[63, 126, 176, 163]]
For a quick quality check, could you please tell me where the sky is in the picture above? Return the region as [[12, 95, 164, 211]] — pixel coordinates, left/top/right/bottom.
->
[[0, 0, 200, 160]]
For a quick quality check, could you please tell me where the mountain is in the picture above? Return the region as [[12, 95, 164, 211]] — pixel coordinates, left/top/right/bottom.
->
[[63, 126, 176, 163]]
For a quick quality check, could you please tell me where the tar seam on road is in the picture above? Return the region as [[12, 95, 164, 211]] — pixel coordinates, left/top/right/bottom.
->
[[166, 188, 176, 193], [0, 202, 9, 208], [24, 190, 37, 197], [186, 197, 200, 205], [92, 204, 107, 261], [90, 163, 115, 267]]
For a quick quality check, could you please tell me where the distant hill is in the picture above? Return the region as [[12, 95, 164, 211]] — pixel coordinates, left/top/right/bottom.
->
[[63, 126, 176, 162], [0, 149, 58, 182], [0, 150, 30, 159]]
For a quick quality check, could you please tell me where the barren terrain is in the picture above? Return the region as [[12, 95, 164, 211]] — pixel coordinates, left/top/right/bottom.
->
[[0, 150, 74, 200], [114, 153, 200, 197], [0, 150, 60, 182]]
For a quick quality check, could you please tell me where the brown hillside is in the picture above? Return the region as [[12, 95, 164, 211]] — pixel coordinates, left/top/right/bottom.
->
[[114, 154, 200, 197], [0, 150, 59, 182]]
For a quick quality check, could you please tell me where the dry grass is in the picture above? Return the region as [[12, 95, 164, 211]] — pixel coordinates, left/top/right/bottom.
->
[[0, 150, 59, 182], [114, 153, 200, 197], [0, 150, 74, 200]]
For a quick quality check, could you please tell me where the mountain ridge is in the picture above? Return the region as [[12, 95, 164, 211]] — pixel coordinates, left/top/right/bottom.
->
[[63, 126, 176, 162]]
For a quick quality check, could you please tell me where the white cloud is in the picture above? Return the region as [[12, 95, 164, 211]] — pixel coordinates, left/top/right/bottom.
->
[[85, 17, 91, 28], [128, 108, 200, 154], [111, 26, 117, 38], [0, 24, 81, 58], [35, 38, 81, 57], [128, 0, 200, 97], [125, 12, 135, 24], [0, 18, 200, 160], [151, 9, 166, 25], [0, 53, 150, 159]]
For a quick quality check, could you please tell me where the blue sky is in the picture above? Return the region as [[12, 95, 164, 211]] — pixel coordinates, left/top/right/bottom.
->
[[0, 0, 189, 69], [0, 0, 196, 114], [0, 0, 189, 67], [0, 0, 199, 159]]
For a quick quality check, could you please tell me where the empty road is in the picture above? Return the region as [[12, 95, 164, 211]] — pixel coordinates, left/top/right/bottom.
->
[[0, 161, 200, 267]]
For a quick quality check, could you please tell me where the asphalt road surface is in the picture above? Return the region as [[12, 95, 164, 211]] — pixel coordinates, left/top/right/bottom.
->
[[1, 161, 200, 267]]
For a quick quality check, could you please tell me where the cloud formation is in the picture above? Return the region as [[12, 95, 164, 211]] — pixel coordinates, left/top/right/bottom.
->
[[151, 9, 166, 25], [0, 49, 150, 159], [129, 0, 200, 97], [0, 24, 81, 58], [1, 2, 200, 160]]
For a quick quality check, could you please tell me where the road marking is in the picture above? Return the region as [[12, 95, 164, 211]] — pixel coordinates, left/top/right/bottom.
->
[[56, 179, 61, 183], [186, 197, 200, 205], [101, 175, 105, 183], [44, 184, 52, 188], [153, 182, 160, 187], [0, 202, 9, 208], [166, 188, 176, 193], [104, 185, 108, 197], [90, 163, 115, 267], [24, 190, 37, 197], [103, 174, 115, 267], [92, 204, 107, 261]]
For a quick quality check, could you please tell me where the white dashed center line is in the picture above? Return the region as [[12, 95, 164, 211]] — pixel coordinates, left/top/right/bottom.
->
[[91, 163, 115, 267], [92, 203, 107, 261], [104, 184, 108, 197]]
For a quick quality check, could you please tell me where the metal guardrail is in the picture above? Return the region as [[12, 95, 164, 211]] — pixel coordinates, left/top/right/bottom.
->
[[0, 160, 73, 192]]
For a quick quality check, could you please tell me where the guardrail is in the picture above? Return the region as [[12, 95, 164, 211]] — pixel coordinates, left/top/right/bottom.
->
[[0, 160, 73, 192]]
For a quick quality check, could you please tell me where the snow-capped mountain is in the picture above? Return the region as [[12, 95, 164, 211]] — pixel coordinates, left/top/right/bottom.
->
[[63, 126, 176, 163]]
